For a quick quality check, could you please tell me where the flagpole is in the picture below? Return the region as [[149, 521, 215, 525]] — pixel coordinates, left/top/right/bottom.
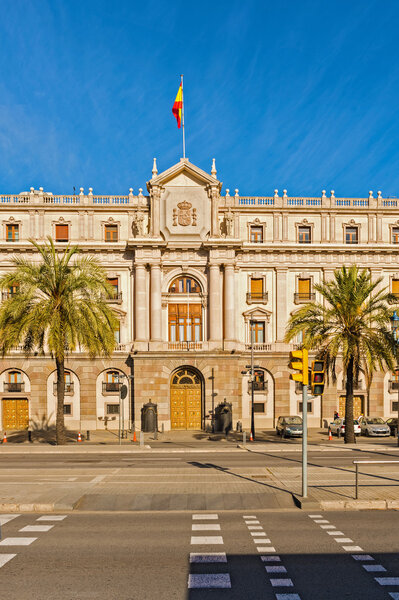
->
[[181, 74, 185, 158]]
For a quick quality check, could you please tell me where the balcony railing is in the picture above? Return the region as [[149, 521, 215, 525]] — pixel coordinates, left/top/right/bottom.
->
[[246, 292, 268, 303], [294, 293, 315, 303], [53, 382, 74, 394], [251, 381, 268, 392], [168, 342, 203, 350], [102, 382, 121, 393], [389, 380, 399, 393], [104, 292, 122, 303], [3, 382, 24, 392], [245, 343, 272, 351]]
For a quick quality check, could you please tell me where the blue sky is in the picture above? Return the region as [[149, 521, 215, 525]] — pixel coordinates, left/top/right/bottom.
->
[[1, 0, 399, 197]]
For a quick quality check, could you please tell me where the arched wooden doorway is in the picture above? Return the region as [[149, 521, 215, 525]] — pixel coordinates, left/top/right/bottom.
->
[[170, 367, 202, 430]]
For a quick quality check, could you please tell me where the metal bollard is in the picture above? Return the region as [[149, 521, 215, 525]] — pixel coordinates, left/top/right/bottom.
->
[[154, 429, 158, 440], [337, 428, 341, 438], [243, 431, 246, 445], [28, 430, 32, 443], [161, 423, 165, 434], [86, 430, 90, 441], [140, 431, 144, 448]]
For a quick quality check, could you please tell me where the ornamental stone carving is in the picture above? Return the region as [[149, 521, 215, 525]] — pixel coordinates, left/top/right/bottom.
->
[[172, 201, 197, 227], [132, 210, 145, 236]]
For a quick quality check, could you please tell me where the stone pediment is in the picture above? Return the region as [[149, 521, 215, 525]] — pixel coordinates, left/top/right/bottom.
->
[[242, 306, 272, 321], [147, 158, 222, 192]]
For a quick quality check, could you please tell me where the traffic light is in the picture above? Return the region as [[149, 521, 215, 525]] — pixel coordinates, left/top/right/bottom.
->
[[289, 349, 308, 385], [311, 360, 325, 395]]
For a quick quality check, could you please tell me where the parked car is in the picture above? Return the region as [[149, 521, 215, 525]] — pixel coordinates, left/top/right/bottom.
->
[[276, 416, 303, 438], [358, 416, 390, 437], [386, 417, 398, 436], [329, 418, 361, 437]]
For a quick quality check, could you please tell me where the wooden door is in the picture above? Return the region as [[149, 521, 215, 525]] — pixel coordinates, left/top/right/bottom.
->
[[338, 396, 364, 417], [2, 399, 29, 430], [170, 369, 202, 430]]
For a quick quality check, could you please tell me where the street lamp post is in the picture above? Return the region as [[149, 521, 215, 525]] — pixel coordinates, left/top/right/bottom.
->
[[391, 311, 399, 447], [250, 320, 255, 441], [118, 374, 134, 445]]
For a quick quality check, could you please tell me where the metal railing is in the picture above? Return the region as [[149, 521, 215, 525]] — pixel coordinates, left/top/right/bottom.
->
[[3, 382, 24, 392], [102, 382, 121, 393], [246, 292, 268, 303], [294, 293, 315, 303], [53, 382, 74, 394], [353, 460, 399, 499], [104, 292, 122, 303]]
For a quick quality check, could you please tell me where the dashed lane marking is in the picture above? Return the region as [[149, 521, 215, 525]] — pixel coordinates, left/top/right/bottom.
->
[[275, 595, 301, 600], [243, 515, 257, 518], [334, 538, 353, 544], [342, 546, 364, 552], [320, 525, 335, 529], [352, 555, 374, 561], [245, 520, 260, 524], [189, 553, 227, 563], [248, 526, 263, 530], [389, 594, 399, 599], [188, 573, 231, 589], [363, 565, 386, 572], [0, 554, 16, 567], [191, 524, 221, 531], [19, 525, 54, 533], [251, 531, 267, 537], [375, 578, 399, 586], [308, 514, 322, 518], [37, 515, 67, 521], [192, 514, 218, 520], [327, 530, 344, 535], [270, 578, 294, 587], [261, 556, 281, 562], [265, 566, 287, 573], [257, 546, 276, 553], [190, 536, 224, 545], [0, 537, 37, 546], [0, 515, 20, 525], [314, 519, 329, 524], [254, 538, 272, 544]]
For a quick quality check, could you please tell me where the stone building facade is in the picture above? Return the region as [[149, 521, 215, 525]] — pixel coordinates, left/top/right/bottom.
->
[[0, 157, 398, 432]]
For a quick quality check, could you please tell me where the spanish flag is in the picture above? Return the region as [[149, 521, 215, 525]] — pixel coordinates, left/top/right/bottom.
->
[[172, 83, 183, 128]]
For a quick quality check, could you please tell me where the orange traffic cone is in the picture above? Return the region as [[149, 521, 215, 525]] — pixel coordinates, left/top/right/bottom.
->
[[2, 432, 7, 444], [249, 431, 254, 442], [77, 431, 82, 443], [133, 430, 137, 442], [328, 427, 332, 441]]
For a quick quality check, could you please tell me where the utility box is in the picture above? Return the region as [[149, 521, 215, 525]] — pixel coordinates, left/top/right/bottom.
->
[[141, 402, 158, 432]]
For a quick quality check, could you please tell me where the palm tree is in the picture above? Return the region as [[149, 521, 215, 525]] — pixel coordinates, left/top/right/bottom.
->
[[285, 266, 396, 443], [0, 238, 119, 445]]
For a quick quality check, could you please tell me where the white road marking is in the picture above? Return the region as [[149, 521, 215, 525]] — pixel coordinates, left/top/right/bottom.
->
[[314, 519, 329, 524], [192, 514, 218, 520], [320, 525, 336, 529], [190, 553, 227, 563], [188, 574, 231, 588], [19, 525, 54, 533], [243, 515, 257, 518], [327, 531, 344, 536], [265, 566, 287, 573], [257, 546, 276, 552], [248, 526, 263, 530], [352, 555, 374, 561], [191, 524, 221, 531], [90, 475, 106, 483], [245, 520, 260, 524], [0, 537, 37, 546], [343, 546, 363, 552], [37, 516, 67, 521], [375, 578, 399, 586], [0, 515, 20, 525], [251, 532, 266, 536], [275, 595, 301, 600], [389, 594, 399, 600], [270, 578, 293, 587], [363, 565, 386, 572], [254, 538, 271, 544], [0, 554, 16, 567], [261, 556, 281, 562], [335, 538, 353, 543], [190, 536, 224, 545], [308, 514, 322, 518]]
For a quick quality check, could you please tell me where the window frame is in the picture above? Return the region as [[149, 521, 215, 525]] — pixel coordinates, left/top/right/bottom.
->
[[345, 226, 359, 245], [55, 223, 69, 242], [104, 224, 118, 242], [298, 225, 312, 244], [6, 223, 19, 242]]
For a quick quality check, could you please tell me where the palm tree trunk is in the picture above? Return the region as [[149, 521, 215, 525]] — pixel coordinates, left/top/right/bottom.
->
[[55, 357, 66, 445], [344, 356, 356, 444]]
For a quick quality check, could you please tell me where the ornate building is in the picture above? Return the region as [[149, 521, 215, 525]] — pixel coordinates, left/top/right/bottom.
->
[[0, 157, 398, 432]]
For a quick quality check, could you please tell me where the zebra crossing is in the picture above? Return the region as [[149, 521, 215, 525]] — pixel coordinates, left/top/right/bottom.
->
[[188, 513, 231, 589]]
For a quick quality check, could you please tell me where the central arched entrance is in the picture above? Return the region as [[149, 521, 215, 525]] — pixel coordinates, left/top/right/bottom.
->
[[170, 367, 202, 430]]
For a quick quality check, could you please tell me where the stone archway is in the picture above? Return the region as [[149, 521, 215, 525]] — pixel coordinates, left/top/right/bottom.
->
[[170, 367, 202, 430]]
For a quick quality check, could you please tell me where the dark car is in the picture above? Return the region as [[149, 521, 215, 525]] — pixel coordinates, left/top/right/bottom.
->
[[276, 416, 303, 438], [386, 417, 398, 436]]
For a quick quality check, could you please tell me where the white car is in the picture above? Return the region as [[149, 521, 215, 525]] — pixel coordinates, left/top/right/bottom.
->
[[329, 418, 361, 437], [358, 417, 390, 437]]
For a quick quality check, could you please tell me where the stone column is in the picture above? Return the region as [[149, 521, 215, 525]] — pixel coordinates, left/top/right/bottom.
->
[[150, 264, 162, 342], [224, 264, 235, 343], [134, 264, 147, 342], [275, 268, 287, 342], [209, 264, 222, 343]]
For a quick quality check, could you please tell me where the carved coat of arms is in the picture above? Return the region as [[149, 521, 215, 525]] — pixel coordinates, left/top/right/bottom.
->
[[173, 201, 197, 227]]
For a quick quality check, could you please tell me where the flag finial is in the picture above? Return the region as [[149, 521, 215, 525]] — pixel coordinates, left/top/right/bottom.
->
[[152, 158, 158, 179], [211, 158, 217, 178]]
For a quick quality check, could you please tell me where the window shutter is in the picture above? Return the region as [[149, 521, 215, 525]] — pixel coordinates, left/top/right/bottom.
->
[[55, 224, 69, 240], [298, 278, 310, 295], [392, 280, 399, 294], [251, 278, 263, 296]]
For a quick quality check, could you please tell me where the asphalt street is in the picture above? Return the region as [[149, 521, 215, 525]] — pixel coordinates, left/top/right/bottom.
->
[[0, 509, 398, 599]]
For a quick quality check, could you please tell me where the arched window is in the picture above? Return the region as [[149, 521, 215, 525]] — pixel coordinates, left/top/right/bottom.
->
[[169, 276, 201, 294], [6, 370, 23, 392], [168, 276, 202, 343], [103, 370, 121, 393]]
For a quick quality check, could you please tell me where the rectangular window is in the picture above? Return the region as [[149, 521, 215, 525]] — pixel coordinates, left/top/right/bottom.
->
[[63, 404, 72, 415], [107, 278, 119, 300], [345, 226, 358, 244], [392, 401, 398, 412], [106, 403, 120, 415], [253, 403, 265, 413], [105, 224, 118, 242], [393, 227, 399, 244], [299, 402, 313, 413], [6, 224, 19, 242], [250, 226, 263, 243], [55, 224, 69, 242], [297, 278, 311, 300], [298, 226, 311, 243], [168, 303, 202, 342], [250, 321, 265, 344], [250, 278, 263, 299], [392, 279, 399, 298], [114, 325, 120, 344]]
